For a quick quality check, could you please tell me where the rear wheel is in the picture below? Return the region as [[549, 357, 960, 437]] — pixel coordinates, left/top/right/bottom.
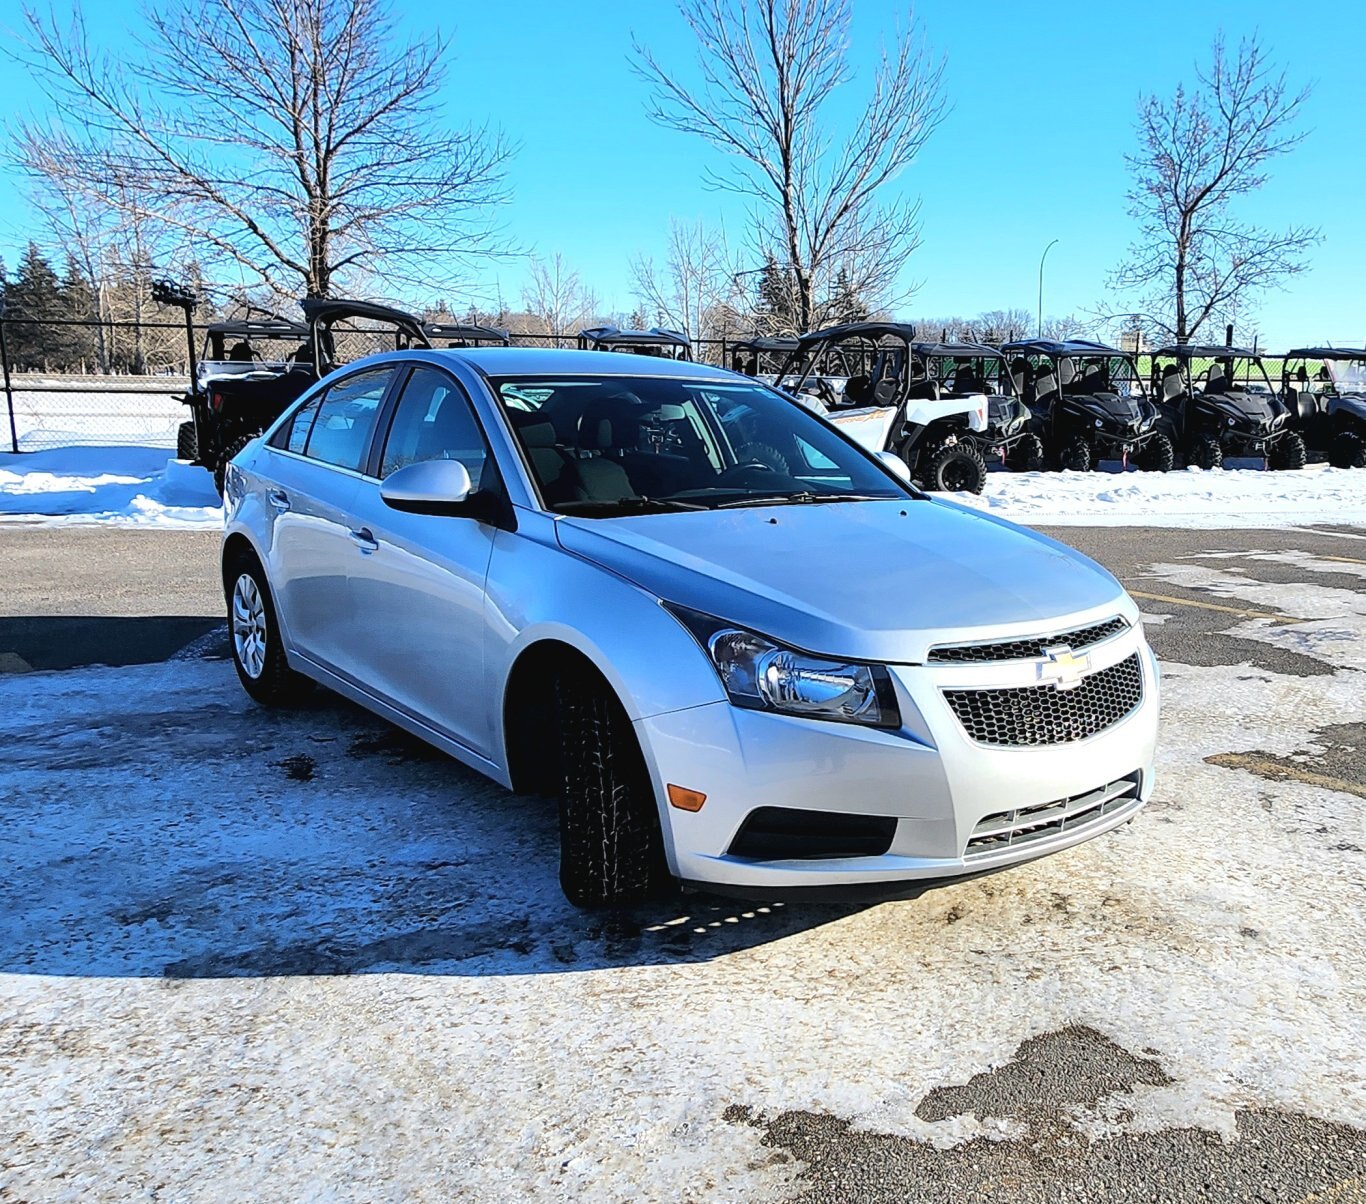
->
[[1328, 430, 1366, 469], [214, 434, 255, 495], [555, 667, 671, 907], [921, 440, 987, 494], [1134, 432, 1175, 472], [176, 420, 198, 461], [1268, 430, 1307, 471], [1005, 432, 1047, 472], [225, 548, 311, 707], [1055, 435, 1091, 472], [1188, 435, 1223, 470]]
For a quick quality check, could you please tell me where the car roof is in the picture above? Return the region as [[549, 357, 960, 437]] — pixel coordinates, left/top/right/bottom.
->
[[1001, 338, 1124, 357], [1151, 344, 1261, 358], [412, 345, 741, 380], [1284, 347, 1366, 360]]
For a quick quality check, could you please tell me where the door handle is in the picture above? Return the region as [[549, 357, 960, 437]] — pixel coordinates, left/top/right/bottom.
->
[[349, 527, 379, 553], [267, 489, 291, 512]]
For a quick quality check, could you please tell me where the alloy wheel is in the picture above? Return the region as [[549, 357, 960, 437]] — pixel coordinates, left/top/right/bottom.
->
[[231, 573, 268, 680]]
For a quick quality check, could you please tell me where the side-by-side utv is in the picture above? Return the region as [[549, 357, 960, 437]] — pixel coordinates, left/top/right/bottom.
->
[[730, 335, 800, 380], [1149, 345, 1304, 470], [577, 326, 693, 360], [1281, 348, 1366, 469], [424, 322, 511, 349], [1001, 339, 1173, 471]]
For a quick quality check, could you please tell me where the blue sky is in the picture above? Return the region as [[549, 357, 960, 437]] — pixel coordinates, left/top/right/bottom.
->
[[1, 0, 1362, 347]]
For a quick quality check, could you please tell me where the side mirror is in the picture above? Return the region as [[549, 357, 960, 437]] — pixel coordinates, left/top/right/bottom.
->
[[380, 458, 475, 515], [876, 450, 913, 484]]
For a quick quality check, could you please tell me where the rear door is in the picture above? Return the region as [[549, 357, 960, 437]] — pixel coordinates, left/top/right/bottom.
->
[[261, 366, 396, 673], [341, 365, 500, 757]]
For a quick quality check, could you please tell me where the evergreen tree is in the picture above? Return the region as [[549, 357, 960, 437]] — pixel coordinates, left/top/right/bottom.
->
[[826, 267, 870, 325], [752, 253, 799, 334], [61, 257, 99, 371], [6, 243, 68, 370]]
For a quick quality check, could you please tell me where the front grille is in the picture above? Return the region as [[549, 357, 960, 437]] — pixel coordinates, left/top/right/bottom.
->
[[964, 773, 1141, 858], [943, 653, 1143, 746], [928, 616, 1129, 664]]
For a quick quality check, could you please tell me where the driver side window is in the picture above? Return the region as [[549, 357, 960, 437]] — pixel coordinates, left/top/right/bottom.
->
[[380, 366, 490, 486]]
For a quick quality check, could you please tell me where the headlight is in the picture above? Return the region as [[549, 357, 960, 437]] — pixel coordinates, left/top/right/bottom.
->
[[1141, 414, 1156, 431], [1227, 416, 1236, 426], [667, 606, 900, 729], [1094, 417, 1104, 428]]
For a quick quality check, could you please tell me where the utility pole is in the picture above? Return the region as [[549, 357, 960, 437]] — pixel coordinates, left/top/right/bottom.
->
[[1037, 239, 1059, 338]]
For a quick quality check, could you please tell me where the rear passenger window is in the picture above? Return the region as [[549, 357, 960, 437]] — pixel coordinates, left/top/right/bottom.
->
[[303, 367, 394, 472], [379, 366, 489, 485]]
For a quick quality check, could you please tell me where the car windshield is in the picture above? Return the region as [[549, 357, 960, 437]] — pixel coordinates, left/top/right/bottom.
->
[[489, 373, 910, 516]]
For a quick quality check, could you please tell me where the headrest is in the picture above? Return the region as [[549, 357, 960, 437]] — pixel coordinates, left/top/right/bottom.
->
[[1058, 358, 1076, 385], [521, 422, 557, 448], [578, 414, 615, 451]]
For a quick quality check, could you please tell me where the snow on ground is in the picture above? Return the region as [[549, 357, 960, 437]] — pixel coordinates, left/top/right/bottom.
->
[[0, 446, 221, 527], [0, 549, 1362, 1200]]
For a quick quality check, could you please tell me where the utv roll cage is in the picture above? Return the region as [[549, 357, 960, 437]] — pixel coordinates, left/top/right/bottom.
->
[[777, 322, 919, 399], [577, 326, 693, 360], [730, 335, 800, 377], [1281, 347, 1366, 469], [423, 322, 511, 348]]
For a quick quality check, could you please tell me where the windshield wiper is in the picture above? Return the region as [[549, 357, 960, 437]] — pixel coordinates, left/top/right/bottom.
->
[[558, 496, 709, 516], [712, 491, 893, 509]]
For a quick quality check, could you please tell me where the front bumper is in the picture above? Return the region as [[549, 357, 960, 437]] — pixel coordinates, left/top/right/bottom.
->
[[636, 631, 1159, 890]]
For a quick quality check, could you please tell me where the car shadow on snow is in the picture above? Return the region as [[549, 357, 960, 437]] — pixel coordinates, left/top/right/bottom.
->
[[0, 659, 875, 979]]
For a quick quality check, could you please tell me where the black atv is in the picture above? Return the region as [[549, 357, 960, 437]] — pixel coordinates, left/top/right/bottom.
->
[[910, 340, 1045, 472], [730, 335, 799, 379], [1002, 339, 1173, 472], [774, 322, 996, 493], [424, 322, 510, 349], [1149, 345, 1304, 470], [161, 286, 434, 491], [577, 326, 693, 360], [1281, 348, 1366, 469]]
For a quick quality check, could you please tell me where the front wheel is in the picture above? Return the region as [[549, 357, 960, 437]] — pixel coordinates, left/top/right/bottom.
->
[[555, 668, 671, 907], [1005, 432, 1047, 473], [1055, 435, 1092, 472], [1328, 430, 1366, 469], [176, 420, 198, 461], [1188, 435, 1223, 470], [1134, 432, 1175, 472], [225, 549, 312, 707], [921, 440, 987, 494], [1268, 430, 1307, 471]]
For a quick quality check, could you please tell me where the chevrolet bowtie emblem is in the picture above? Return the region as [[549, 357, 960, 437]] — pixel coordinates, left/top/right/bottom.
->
[[1038, 645, 1090, 690]]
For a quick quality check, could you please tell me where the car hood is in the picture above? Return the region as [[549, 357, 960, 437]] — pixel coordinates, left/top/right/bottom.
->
[[556, 500, 1129, 664]]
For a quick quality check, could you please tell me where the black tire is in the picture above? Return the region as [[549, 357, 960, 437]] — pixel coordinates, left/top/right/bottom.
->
[[734, 441, 790, 475], [176, 420, 198, 461], [920, 440, 987, 494], [224, 547, 311, 707], [555, 668, 671, 907], [1005, 432, 1047, 473], [1268, 430, 1307, 471], [1055, 435, 1092, 472], [1134, 432, 1175, 473], [214, 433, 255, 495], [1188, 435, 1223, 470], [1328, 430, 1366, 469]]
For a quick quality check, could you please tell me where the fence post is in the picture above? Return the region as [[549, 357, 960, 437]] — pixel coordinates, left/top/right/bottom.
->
[[0, 319, 17, 454]]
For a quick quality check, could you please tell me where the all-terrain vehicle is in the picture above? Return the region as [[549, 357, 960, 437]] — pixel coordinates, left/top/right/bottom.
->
[[159, 283, 435, 490], [773, 322, 998, 492], [730, 335, 799, 380], [1001, 339, 1173, 472], [424, 322, 510, 349], [577, 326, 693, 360], [1281, 348, 1366, 469], [1149, 344, 1304, 470]]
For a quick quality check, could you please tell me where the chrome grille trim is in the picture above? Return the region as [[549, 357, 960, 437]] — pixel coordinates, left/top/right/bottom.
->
[[928, 616, 1129, 665], [964, 774, 1142, 858], [943, 653, 1143, 746]]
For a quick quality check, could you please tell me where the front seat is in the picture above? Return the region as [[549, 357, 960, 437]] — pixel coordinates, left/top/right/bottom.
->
[[842, 374, 873, 405], [518, 421, 578, 502], [574, 414, 635, 501]]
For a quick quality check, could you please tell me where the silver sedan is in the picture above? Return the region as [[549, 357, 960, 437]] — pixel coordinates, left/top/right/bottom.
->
[[222, 347, 1159, 905]]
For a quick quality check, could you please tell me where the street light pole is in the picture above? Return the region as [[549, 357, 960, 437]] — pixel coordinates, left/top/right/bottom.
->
[[1037, 239, 1059, 338]]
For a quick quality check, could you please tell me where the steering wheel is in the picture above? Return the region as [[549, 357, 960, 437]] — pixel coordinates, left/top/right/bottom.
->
[[716, 460, 780, 488]]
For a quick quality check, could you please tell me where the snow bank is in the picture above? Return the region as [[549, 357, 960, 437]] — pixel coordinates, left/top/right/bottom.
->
[[0, 445, 221, 527]]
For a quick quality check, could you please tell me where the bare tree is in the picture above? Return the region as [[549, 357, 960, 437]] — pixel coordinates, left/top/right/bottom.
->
[[1109, 34, 1319, 343], [13, 0, 513, 301], [520, 255, 600, 344], [630, 219, 744, 343], [633, 0, 945, 332]]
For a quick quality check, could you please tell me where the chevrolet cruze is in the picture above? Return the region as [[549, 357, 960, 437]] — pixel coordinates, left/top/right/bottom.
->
[[222, 348, 1159, 905]]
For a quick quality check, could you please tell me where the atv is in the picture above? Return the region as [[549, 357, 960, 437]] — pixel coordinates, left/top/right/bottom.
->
[[1001, 339, 1173, 472], [424, 322, 510, 349], [730, 335, 800, 381], [1149, 344, 1304, 470], [577, 326, 693, 360], [773, 322, 993, 493], [1281, 348, 1366, 469], [159, 284, 434, 491]]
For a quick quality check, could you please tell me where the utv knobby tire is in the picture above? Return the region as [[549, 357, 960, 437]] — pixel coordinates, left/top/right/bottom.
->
[[1134, 432, 1175, 473], [1328, 430, 1366, 469], [1055, 436, 1092, 473], [1188, 435, 1223, 471], [1006, 432, 1047, 473], [176, 420, 198, 461], [734, 441, 791, 475], [225, 548, 311, 708], [922, 441, 987, 494], [214, 434, 255, 495], [555, 669, 671, 908], [1269, 430, 1307, 471]]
